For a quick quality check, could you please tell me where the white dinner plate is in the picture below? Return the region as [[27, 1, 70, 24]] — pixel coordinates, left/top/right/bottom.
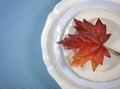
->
[[41, 0, 120, 89]]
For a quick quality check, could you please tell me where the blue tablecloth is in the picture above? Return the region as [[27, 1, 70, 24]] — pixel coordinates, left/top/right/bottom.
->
[[0, 0, 61, 88]]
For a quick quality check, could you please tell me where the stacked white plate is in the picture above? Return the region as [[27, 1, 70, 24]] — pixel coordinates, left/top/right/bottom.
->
[[41, 0, 120, 89]]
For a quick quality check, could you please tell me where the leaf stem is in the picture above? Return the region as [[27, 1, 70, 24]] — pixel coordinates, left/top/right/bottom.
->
[[106, 47, 120, 56]]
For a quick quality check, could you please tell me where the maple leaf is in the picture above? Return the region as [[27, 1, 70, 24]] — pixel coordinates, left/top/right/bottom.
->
[[58, 18, 111, 71]]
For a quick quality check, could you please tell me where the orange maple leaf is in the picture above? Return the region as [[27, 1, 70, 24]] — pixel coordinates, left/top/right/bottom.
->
[[58, 18, 111, 71]]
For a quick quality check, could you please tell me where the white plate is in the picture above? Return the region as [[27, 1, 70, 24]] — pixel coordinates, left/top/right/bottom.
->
[[41, 0, 120, 89]]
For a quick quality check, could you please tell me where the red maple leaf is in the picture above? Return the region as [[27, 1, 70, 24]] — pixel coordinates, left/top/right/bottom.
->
[[58, 18, 111, 71]]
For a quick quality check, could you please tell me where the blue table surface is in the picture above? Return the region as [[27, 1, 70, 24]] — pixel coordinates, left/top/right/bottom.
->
[[0, 0, 61, 89]]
